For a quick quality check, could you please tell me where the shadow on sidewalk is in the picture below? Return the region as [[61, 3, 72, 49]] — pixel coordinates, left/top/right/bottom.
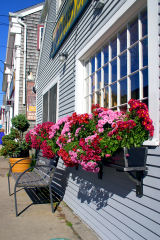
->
[[16, 187, 62, 216]]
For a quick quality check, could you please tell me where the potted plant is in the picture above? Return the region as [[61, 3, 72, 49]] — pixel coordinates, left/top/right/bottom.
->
[[0, 114, 32, 172]]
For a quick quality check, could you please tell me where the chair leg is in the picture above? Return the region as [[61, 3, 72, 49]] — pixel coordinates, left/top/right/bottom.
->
[[8, 174, 11, 196], [49, 184, 54, 213], [14, 184, 18, 217]]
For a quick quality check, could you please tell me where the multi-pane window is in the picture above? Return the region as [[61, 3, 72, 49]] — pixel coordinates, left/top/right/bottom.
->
[[43, 84, 57, 123], [84, 9, 148, 113]]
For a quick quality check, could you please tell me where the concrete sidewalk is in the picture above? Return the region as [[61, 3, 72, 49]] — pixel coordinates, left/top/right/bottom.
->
[[0, 157, 99, 240]]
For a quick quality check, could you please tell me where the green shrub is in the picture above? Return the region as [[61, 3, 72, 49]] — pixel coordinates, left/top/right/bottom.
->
[[0, 114, 30, 158]]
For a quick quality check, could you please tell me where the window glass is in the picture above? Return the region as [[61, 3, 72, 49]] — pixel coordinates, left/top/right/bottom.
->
[[104, 64, 109, 86], [91, 93, 95, 106], [142, 38, 148, 67], [111, 83, 117, 107], [97, 91, 101, 106], [141, 10, 147, 36], [43, 84, 57, 123], [111, 38, 117, 59], [97, 52, 101, 69], [130, 44, 139, 73], [104, 87, 108, 108], [120, 52, 127, 78], [97, 70, 101, 90], [119, 29, 127, 52], [43, 92, 48, 122], [111, 59, 117, 82], [120, 78, 127, 104], [49, 84, 57, 123], [104, 45, 108, 63], [130, 18, 138, 45], [131, 73, 139, 99], [91, 74, 95, 93], [142, 68, 148, 98], [91, 57, 95, 73]]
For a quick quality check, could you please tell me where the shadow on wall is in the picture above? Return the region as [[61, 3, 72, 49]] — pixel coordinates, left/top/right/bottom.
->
[[69, 166, 135, 210]]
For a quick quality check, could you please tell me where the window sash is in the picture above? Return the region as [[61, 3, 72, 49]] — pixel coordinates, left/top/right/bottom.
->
[[84, 9, 148, 113], [42, 84, 57, 123]]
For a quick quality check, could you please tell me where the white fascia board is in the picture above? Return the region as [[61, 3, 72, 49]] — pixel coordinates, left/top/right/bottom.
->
[[76, 0, 146, 61], [16, 5, 44, 18]]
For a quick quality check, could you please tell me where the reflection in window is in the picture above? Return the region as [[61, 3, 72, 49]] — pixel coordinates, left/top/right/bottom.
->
[[141, 10, 147, 36], [130, 44, 139, 73], [111, 38, 117, 59], [91, 57, 95, 73], [111, 59, 117, 82], [104, 45, 108, 63], [91, 93, 95, 106], [97, 91, 101, 106], [131, 73, 139, 99], [104, 87, 109, 108], [111, 83, 117, 107], [97, 52, 101, 69], [104, 64, 109, 86], [142, 38, 148, 67], [130, 18, 138, 45], [97, 70, 101, 90], [120, 52, 127, 78], [91, 75, 95, 93], [120, 79, 127, 104], [119, 29, 127, 52], [142, 68, 148, 98]]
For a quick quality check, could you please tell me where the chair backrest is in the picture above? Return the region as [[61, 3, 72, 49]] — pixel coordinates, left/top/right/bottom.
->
[[34, 150, 58, 182]]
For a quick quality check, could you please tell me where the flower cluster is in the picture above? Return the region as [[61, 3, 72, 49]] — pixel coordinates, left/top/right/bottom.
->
[[25, 122, 55, 158], [128, 99, 154, 137], [26, 99, 154, 173]]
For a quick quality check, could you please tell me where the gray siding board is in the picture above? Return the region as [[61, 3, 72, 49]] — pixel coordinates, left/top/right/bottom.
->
[[143, 176, 160, 189], [66, 178, 160, 240], [65, 182, 160, 240]]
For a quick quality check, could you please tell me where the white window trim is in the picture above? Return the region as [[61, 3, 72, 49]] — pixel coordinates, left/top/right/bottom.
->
[[75, 0, 159, 146], [42, 75, 59, 122]]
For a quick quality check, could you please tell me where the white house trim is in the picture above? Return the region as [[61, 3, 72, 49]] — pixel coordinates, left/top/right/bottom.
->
[[10, 5, 44, 18]]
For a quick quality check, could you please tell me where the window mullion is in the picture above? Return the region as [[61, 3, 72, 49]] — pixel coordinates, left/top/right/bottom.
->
[[117, 33, 120, 110], [48, 90, 50, 121], [89, 60, 91, 113], [101, 49, 104, 107], [127, 23, 131, 106], [108, 42, 111, 108], [139, 13, 143, 100], [95, 55, 97, 104]]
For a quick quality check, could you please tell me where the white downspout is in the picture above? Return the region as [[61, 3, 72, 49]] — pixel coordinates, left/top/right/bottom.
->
[[9, 13, 27, 105]]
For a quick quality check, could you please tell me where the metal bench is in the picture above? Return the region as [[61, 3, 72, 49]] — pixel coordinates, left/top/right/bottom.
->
[[8, 152, 59, 216]]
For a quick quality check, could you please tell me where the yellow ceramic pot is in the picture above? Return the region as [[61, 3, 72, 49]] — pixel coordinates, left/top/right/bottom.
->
[[9, 157, 32, 173]]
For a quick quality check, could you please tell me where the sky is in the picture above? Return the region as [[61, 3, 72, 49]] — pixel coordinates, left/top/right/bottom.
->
[[0, 0, 44, 109]]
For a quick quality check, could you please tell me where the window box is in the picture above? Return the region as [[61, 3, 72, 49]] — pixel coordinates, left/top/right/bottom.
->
[[103, 147, 148, 171]]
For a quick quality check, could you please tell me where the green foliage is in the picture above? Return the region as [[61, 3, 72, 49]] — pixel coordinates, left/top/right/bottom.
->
[[0, 114, 30, 158], [11, 114, 30, 133]]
